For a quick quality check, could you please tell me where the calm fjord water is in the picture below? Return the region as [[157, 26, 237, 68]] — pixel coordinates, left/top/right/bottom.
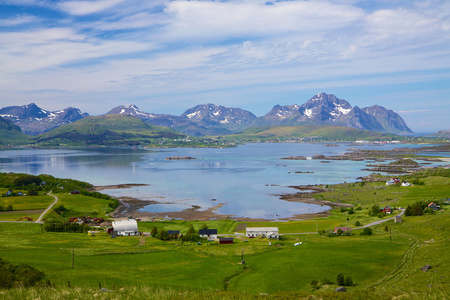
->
[[0, 143, 438, 219]]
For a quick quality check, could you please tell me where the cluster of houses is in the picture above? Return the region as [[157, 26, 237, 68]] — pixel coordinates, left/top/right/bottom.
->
[[108, 221, 281, 243], [386, 178, 410, 186], [3, 190, 25, 197]]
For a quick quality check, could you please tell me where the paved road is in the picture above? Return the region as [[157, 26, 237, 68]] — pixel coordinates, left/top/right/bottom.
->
[[353, 209, 405, 230], [35, 192, 58, 223]]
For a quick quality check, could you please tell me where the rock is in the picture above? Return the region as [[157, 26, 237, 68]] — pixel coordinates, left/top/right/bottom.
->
[[99, 288, 113, 292], [421, 264, 432, 272], [335, 287, 347, 292]]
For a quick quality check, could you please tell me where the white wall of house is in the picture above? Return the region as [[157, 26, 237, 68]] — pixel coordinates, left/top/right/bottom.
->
[[246, 227, 279, 239]]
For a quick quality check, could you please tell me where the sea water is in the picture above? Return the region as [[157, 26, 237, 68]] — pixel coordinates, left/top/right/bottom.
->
[[0, 143, 444, 219]]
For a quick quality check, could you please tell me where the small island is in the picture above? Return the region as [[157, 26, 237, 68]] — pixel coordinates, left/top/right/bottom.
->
[[165, 156, 196, 160]]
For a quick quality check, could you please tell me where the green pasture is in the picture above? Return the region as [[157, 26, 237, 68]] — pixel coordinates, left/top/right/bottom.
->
[[51, 193, 114, 220], [0, 194, 53, 211], [315, 176, 450, 209]]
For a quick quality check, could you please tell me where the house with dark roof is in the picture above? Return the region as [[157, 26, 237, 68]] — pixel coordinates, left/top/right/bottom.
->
[[167, 230, 180, 238], [199, 229, 217, 239]]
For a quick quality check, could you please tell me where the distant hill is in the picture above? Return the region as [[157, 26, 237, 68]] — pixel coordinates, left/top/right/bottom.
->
[[0, 103, 89, 135], [230, 125, 399, 141], [429, 129, 450, 138], [34, 115, 185, 146], [0, 116, 30, 145]]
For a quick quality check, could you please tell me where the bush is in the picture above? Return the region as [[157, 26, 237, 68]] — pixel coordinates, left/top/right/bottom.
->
[[321, 277, 332, 285], [360, 227, 373, 235], [355, 221, 361, 226], [340, 207, 347, 213], [369, 205, 380, 216], [348, 208, 354, 215], [310, 279, 319, 291], [344, 275, 353, 286], [356, 206, 362, 211], [0, 258, 45, 288], [336, 273, 344, 286]]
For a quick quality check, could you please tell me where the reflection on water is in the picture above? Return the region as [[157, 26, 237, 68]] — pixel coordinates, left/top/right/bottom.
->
[[0, 143, 444, 219]]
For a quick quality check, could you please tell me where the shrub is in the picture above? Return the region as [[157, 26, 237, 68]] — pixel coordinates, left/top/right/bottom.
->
[[356, 206, 362, 211], [310, 280, 319, 291], [336, 228, 343, 236], [0, 258, 45, 288], [151, 226, 158, 237], [348, 208, 354, 215], [355, 221, 361, 226], [321, 277, 332, 285], [344, 275, 353, 286], [369, 205, 380, 216], [340, 207, 347, 213], [360, 227, 373, 235], [336, 273, 345, 286]]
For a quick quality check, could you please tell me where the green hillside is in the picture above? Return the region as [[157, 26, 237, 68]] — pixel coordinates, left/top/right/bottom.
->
[[228, 125, 400, 141], [0, 116, 30, 146], [33, 114, 185, 146]]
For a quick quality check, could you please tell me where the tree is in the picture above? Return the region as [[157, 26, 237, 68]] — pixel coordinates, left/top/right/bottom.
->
[[201, 223, 208, 230], [336, 228, 343, 236], [336, 273, 345, 286], [384, 225, 389, 232], [369, 205, 380, 216], [355, 221, 361, 226], [310, 279, 319, 291], [157, 229, 169, 241], [5, 204, 13, 211], [151, 226, 158, 237], [344, 275, 353, 286], [360, 227, 373, 235]]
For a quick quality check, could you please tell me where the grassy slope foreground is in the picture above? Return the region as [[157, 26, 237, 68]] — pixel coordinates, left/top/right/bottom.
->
[[0, 169, 448, 299]]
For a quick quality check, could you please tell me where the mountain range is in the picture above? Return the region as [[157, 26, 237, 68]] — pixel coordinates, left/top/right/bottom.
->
[[0, 93, 413, 137], [0, 103, 88, 135]]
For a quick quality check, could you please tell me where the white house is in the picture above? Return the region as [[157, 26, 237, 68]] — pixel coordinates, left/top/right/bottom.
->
[[112, 219, 139, 236], [401, 182, 411, 187], [246, 227, 279, 239]]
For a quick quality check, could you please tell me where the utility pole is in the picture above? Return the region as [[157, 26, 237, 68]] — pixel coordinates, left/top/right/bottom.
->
[[241, 248, 245, 264], [72, 248, 74, 269]]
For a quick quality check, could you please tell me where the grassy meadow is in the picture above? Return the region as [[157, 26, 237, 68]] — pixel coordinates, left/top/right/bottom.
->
[[0, 168, 448, 298]]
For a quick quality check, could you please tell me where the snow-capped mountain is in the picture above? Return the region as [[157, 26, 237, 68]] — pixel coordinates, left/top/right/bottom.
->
[[254, 93, 412, 134], [181, 104, 257, 129], [0, 103, 89, 135], [106, 103, 257, 136]]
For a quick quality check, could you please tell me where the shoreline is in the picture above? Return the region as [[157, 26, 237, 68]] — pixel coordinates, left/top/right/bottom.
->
[[105, 184, 339, 222]]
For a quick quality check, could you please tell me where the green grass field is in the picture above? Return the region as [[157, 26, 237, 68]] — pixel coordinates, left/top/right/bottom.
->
[[0, 169, 448, 298]]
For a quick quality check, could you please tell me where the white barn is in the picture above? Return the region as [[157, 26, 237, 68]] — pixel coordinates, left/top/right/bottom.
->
[[246, 227, 279, 239], [112, 219, 139, 236]]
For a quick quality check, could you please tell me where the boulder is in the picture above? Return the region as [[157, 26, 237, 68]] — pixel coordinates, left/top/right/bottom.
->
[[421, 264, 432, 272], [335, 287, 347, 292]]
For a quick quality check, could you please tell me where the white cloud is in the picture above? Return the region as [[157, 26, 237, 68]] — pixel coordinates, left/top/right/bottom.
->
[[58, 0, 127, 16], [0, 14, 39, 27]]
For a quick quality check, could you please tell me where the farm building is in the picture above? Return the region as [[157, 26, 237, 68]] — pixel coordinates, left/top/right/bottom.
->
[[219, 238, 234, 244], [199, 229, 217, 239], [111, 219, 139, 236], [246, 227, 279, 239], [428, 202, 440, 211], [381, 205, 392, 214], [401, 181, 411, 187], [395, 215, 402, 223]]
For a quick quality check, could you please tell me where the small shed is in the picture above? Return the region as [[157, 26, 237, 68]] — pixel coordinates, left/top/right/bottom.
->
[[219, 237, 234, 244], [395, 215, 402, 223], [199, 229, 218, 239], [70, 190, 80, 194], [112, 219, 139, 236]]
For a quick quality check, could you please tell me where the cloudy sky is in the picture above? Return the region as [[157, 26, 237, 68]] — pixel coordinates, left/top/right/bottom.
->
[[0, 0, 449, 132]]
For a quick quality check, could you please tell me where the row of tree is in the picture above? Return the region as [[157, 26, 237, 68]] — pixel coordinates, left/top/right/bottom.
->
[[151, 224, 203, 242], [43, 221, 90, 233]]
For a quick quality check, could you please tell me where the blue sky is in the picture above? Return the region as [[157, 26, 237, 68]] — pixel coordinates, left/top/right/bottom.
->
[[0, 0, 449, 132]]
